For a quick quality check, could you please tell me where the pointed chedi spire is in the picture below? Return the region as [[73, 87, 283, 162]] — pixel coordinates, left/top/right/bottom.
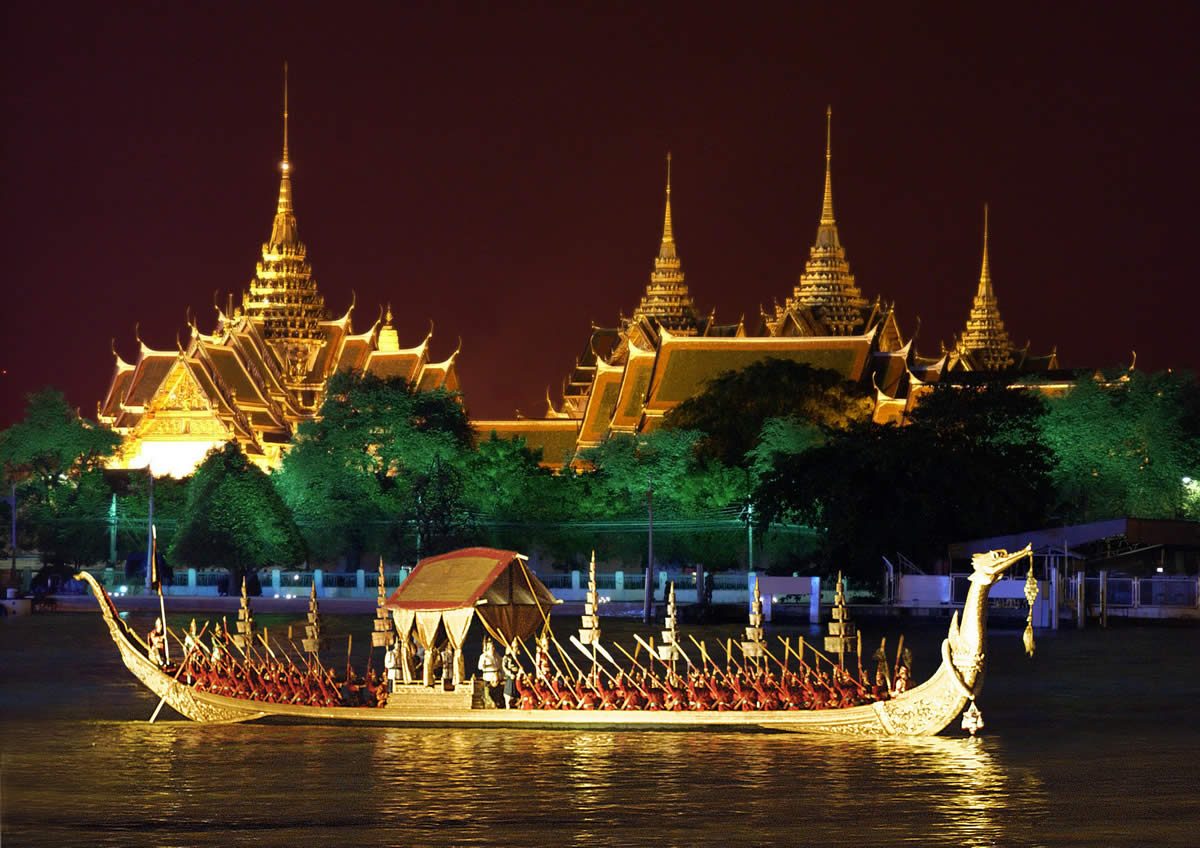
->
[[787, 106, 868, 335], [819, 104, 836, 229], [241, 63, 328, 381], [978, 202, 993, 297], [958, 204, 1015, 369], [270, 62, 298, 247], [629, 152, 701, 336], [659, 152, 676, 259]]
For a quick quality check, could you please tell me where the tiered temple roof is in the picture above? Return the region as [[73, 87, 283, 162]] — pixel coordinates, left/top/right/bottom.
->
[[942, 205, 1057, 374], [765, 108, 874, 338], [99, 72, 455, 476], [624, 154, 703, 337]]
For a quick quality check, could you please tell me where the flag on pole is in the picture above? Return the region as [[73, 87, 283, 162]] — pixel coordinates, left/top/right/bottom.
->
[[150, 525, 159, 590]]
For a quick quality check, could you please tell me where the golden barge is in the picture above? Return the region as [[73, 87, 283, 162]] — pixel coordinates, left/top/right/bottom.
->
[[76, 544, 1033, 737]]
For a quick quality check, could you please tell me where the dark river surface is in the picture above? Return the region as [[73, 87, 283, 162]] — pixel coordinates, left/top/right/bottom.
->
[[2, 607, 1199, 847]]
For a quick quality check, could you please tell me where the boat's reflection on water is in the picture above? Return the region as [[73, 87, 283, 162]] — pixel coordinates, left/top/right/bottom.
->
[[360, 726, 1045, 846], [9, 717, 1047, 848]]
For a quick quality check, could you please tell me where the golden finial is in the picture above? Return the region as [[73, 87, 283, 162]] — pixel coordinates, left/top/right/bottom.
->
[[820, 105, 835, 226], [281, 61, 290, 173], [661, 151, 675, 247], [270, 61, 297, 244], [385, 303, 394, 325], [978, 203, 992, 296]]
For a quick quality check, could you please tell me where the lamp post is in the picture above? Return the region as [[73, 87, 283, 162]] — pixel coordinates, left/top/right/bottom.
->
[[643, 475, 654, 624], [9, 482, 16, 574], [108, 493, 118, 566], [745, 500, 755, 572], [145, 471, 154, 590]]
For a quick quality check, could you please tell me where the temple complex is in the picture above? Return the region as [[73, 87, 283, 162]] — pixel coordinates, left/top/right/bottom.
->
[[96, 78, 1058, 475], [99, 71, 457, 477], [473, 108, 1057, 467]]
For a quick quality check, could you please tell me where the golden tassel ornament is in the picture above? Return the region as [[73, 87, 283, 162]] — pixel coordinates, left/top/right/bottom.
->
[[1022, 562, 1039, 657]]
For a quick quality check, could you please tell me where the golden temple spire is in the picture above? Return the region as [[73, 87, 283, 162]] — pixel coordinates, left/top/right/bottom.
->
[[958, 203, 1014, 369], [282, 61, 290, 172], [785, 106, 866, 335], [978, 202, 993, 298], [271, 62, 297, 245], [243, 63, 328, 378], [820, 105, 835, 227], [659, 152, 675, 257], [629, 152, 699, 335]]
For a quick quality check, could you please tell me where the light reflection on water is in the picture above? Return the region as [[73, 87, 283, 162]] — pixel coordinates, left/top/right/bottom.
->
[[3, 613, 1199, 846], [4, 718, 1040, 847]]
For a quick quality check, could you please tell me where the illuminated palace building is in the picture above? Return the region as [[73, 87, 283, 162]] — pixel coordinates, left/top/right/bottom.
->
[[99, 80, 458, 477], [476, 109, 1057, 467], [100, 92, 1054, 476]]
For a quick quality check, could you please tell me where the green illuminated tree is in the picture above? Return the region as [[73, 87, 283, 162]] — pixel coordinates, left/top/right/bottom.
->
[[0, 389, 121, 565], [170, 441, 306, 583], [1041, 370, 1200, 521], [274, 373, 474, 564]]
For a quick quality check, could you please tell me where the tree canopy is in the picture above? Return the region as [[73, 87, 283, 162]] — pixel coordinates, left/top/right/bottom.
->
[[273, 373, 474, 564], [662, 359, 873, 467], [171, 441, 306, 578], [0, 390, 121, 565], [1041, 371, 1200, 521], [755, 381, 1053, 575], [0, 389, 119, 491]]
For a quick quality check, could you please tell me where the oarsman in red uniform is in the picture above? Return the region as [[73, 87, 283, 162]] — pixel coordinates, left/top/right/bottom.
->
[[595, 676, 618, 710], [575, 679, 597, 710]]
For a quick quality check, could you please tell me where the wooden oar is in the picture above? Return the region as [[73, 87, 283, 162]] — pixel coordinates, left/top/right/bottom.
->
[[257, 630, 278, 661], [569, 635, 619, 684], [149, 621, 208, 723], [551, 635, 586, 682], [608, 641, 660, 700]]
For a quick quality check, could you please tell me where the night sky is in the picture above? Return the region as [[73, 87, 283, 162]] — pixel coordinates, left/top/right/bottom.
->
[[3, 3, 1197, 427]]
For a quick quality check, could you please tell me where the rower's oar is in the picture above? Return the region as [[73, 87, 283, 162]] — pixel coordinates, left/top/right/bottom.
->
[[611, 640, 667, 690], [687, 634, 729, 683], [633, 632, 692, 670], [550, 635, 586, 682], [149, 621, 209, 723], [569, 635, 619, 683], [257, 630, 278, 661]]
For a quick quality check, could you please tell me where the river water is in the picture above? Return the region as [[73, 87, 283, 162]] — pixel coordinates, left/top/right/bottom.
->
[[2, 608, 1198, 847]]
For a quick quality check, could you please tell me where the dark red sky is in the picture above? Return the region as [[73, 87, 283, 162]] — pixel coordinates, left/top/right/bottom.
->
[[3, 3, 1197, 427]]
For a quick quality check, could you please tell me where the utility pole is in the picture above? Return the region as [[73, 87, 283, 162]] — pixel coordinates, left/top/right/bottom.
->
[[145, 471, 154, 589], [9, 483, 16, 573], [643, 475, 654, 624], [746, 501, 755, 571], [109, 493, 118, 565]]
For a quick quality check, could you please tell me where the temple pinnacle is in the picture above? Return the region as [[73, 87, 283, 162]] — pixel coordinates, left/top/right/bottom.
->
[[978, 203, 992, 297], [660, 152, 675, 253], [282, 63, 289, 167], [271, 62, 297, 245], [632, 152, 698, 334], [957, 202, 1014, 369], [820, 105, 835, 227]]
